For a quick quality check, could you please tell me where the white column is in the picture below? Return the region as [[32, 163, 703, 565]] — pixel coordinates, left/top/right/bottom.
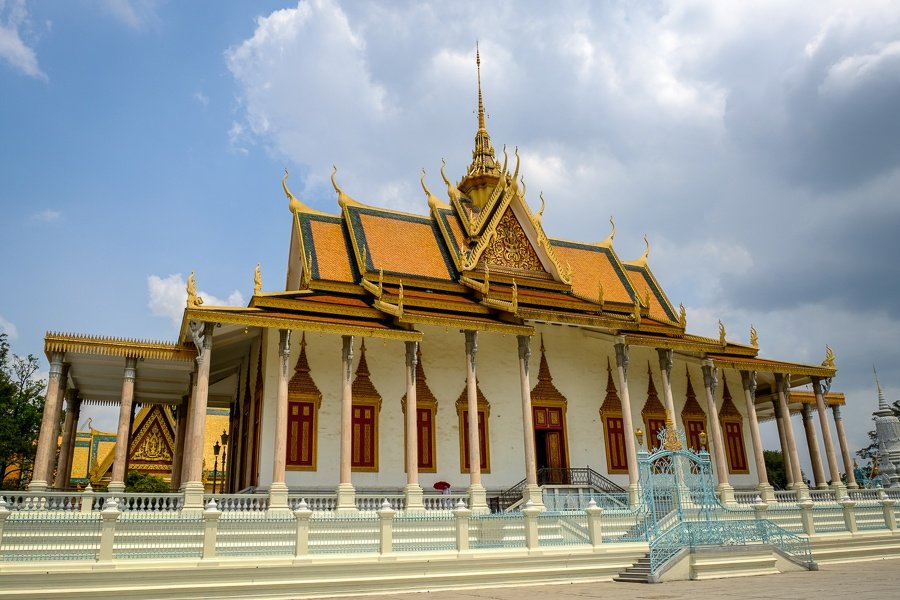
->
[[109, 357, 138, 493], [772, 397, 795, 487], [171, 395, 188, 490], [656, 349, 676, 421], [518, 335, 543, 509], [29, 355, 66, 491], [404, 341, 424, 511], [801, 404, 827, 489], [776, 373, 809, 499], [183, 322, 214, 511], [740, 371, 774, 502], [702, 361, 734, 503], [54, 390, 81, 490], [832, 405, 857, 489], [336, 335, 357, 513], [464, 330, 488, 511], [614, 339, 639, 503], [269, 329, 291, 511], [812, 377, 843, 492]]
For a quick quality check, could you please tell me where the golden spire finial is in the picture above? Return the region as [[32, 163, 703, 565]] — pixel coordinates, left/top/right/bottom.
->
[[718, 320, 727, 345], [186, 271, 203, 307], [476, 41, 485, 131], [750, 324, 759, 348], [600, 216, 615, 246], [254, 263, 262, 296], [823, 345, 835, 369]]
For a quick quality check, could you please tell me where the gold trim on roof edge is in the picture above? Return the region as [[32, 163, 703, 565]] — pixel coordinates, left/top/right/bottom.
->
[[45, 333, 194, 361], [708, 356, 836, 378]]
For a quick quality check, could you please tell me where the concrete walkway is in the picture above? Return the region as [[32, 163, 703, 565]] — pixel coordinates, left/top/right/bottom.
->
[[333, 558, 900, 600]]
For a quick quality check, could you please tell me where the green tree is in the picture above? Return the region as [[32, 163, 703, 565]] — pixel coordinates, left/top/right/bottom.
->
[[0, 334, 47, 489], [763, 449, 788, 490], [125, 471, 169, 493]]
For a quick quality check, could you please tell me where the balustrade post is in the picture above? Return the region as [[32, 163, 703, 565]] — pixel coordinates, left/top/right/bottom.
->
[[202, 500, 221, 559], [752, 499, 769, 521], [523, 501, 540, 550], [841, 497, 857, 534], [585, 499, 603, 547], [293, 500, 313, 556], [881, 498, 896, 531], [453, 501, 471, 552], [798, 500, 815, 536], [0, 498, 9, 548], [99, 498, 120, 561], [378, 500, 396, 554], [81, 484, 95, 513]]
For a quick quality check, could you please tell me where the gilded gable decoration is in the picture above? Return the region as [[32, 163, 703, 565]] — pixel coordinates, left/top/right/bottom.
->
[[483, 210, 543, 272], [128, 405, 176, 472]]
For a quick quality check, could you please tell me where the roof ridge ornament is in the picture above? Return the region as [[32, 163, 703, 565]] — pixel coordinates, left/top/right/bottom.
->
[[440, 159, 462, 204], [750, 324, 759, 348], [600, 216, 615, 247], [822, 345, 835, 370], [678, 303, 687, 329], [718, 320, 727, 346], [186, 271, 203, 308], [331, 165, 361, 208], [254, 263, 262, 296]]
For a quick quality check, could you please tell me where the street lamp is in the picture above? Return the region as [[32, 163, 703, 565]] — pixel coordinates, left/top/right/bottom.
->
[[212, 440, 221, 494], [220, 430, 229, 493], [635, 428, 644, 449], [699, 431, 708, 452]]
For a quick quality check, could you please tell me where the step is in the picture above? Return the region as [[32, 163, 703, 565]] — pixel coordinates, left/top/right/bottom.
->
[[613, 574, 650, 583]]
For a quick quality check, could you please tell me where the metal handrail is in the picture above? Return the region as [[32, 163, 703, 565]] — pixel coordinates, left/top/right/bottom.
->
[[495, 467, 626, 511]]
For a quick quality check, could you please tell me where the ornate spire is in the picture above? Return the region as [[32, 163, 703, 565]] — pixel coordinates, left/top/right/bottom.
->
[[599, 357, 621, 413], [875, 366, 890, 413], [531, 335, 567, 404], [681, 366, 705, 417], [351, 339, 381, 404], [463, 44, 501, 190], [288, 332, 321, 400]]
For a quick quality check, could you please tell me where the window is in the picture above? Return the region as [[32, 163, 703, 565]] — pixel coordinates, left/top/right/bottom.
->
[[723, 420, 749, 473], [287, 401, 316, 469], [416, 407, 436, 471], [646, 418, 666, 450], [351, 403, 378, 471], [603, 415, 628, 473]]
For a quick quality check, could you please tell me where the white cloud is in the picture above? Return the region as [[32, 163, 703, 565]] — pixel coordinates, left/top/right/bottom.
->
[[0, 315, 18, 340], [192, 90, 209, 108], [101, 0, 161, 31], [0, 0, 46, 80], [147, 274, 245, 328], [821, 40, 900, 96], [32, 208, 60, 222]]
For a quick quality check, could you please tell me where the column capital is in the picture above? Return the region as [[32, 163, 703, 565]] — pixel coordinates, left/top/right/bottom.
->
[[48, 353, 65, 381], [124, 356, 137, 382], [464, 330, 478, 368], [656, 348, 673, 377], [831, 404, 842, 420], [800, 403, 813, 420], [701, 361, 717, 394], [341, 335, 354, 378], [614, 341, 629, 374], [517, 335, 531, 365], [278, 329, 292, 357], [740, 370, 757, 395], [405, 340, 418, 370]]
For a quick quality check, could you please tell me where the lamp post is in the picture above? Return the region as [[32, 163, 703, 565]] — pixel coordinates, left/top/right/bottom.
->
[[699, 431, 708, 453], [636, 428, 644, 451], [220, 430, 229, 493], [212, 440, 221, 494]]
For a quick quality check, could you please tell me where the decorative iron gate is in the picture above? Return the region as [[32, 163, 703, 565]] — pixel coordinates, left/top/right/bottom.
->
[[638, 425, 718, 540]]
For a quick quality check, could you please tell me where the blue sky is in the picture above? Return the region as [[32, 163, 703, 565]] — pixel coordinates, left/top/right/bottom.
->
[[2, 1, 900, 462]]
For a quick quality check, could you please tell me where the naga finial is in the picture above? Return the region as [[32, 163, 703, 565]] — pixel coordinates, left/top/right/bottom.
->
[[421, 168, 444, 208], [282, 168, 305, 213], [636, 234, 651, 266], [331, 165, 359, 207], [750, 324, 759, 348], [440, 158, 462, 204], [501, 144, 508, 175], [718, 320, 727, 345], [509, 146, 521, 195], [823, 345, 835, 369], [678, 303, 687, 328], [536, 191, 546, 221], [254, 263, 262, 296], [186, 271, 203, 307], [601, 216, 615, 246]]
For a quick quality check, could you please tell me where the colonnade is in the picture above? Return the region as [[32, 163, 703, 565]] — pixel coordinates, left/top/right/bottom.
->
[[29, 324, 857, 508]]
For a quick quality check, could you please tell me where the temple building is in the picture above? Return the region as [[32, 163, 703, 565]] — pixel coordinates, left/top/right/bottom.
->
[[29, 52, 854, 511]]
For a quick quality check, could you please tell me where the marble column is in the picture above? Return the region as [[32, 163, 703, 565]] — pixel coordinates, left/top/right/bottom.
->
[[404, 341, 425, 511], [464, 330, 487, 511], [109, 357, 138, 493], [269, 329, 292, 511], [336, 335, 357, 513], [183, 322, 214, 511], [740, 371, 774, 502], [801, 404, 827, 489], [517, 335, 543, 508], [170, 395, 188, 490], [656, 349, 677, 421], [832, 405, 858, 489], [614, 338, 639, 504], [776, 373, 809, 499], [702, 361, 734, 503], [54, 389, 81, 489], [772, 397, 795, 487], [30, 355, 66, 491], [812, 377, 843, 492]]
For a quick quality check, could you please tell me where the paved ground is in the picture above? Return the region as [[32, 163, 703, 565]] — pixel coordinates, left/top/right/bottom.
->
[[321, 558, 900, 600]]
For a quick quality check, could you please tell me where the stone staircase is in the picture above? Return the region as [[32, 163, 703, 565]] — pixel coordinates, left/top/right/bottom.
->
[[613, 552, 652, 583]]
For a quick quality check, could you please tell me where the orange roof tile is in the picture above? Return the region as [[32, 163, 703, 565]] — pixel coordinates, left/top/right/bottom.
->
[[624, 264, 677, 322], [549, 240, 635, 305], [307, 218, 356, 282]]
